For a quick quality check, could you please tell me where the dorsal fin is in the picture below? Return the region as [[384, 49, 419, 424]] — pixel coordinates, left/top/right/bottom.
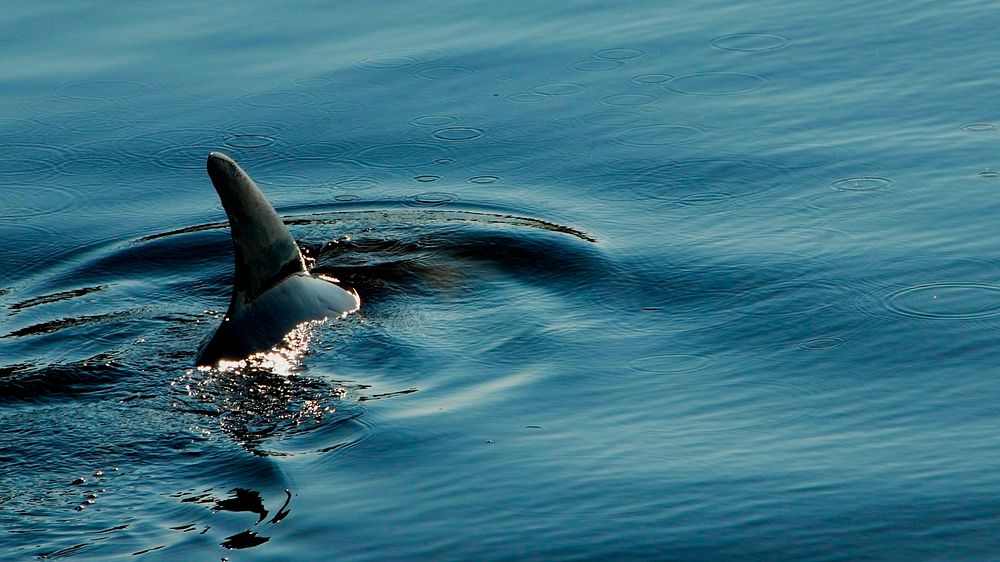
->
[[207, 152, 306, 316]]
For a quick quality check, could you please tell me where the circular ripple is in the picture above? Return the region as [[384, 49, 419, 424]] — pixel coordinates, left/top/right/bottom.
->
[[415, 66, 477, 80], [886, 283, 1000, 320], [332, 177, 380, 190], [667, 72, 769, 96], [710, 33, 790, 52], [0, 144, 73, 178], [580, 111, 643, 127], [240, 90, 318, 108], [224, 133, 277, 149], [59, 115, 133, 134], [0, 184, 79, 219], [615, 124, 705, 146], [796, 336, 847, 351], [410, 192, 456, 206], [961, 122, 998, 132], [335, 194, 360, 202], [571, 59, 625, 72], [358, 48, 448, 69], [432, 127, 484, 141], [806, 191, 884, 211], [469, 175, 499, 184], [356, 142, 448, 168], [533, 83, 587, 96], [59, 79, 153, 99], [410, 115, 459, 127], [627, 353, 713, 374], [600, 94, 656, 107], [830, 176, 893, 192], [631, 74, 675, 84], [414, 175, 440, 182], [978, 170, 1000, 179], [504, 92, 551, 104], [30, 97, 113, 115], [593, 48, 646, 60]]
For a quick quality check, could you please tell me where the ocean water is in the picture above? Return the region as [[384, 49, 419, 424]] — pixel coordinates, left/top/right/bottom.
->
[[3, 1, 1000, 560]]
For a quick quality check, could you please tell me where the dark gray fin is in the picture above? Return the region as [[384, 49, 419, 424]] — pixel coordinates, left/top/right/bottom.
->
[[207, 152, 306, 316]]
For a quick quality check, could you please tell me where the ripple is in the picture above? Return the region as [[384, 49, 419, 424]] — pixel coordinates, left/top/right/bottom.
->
[[709, 33, 790, 52], [627, 353, 713, 374], [504, 92, 551, 104], [432, 127, 484, 141], [334, 194, 360, 202], [410, 115, 459, 127], [666, 72, 769, 96], [579, 111, 643, 127], [409, 192, 456, 206], [571, 59, 625, 72], [748, 143, 854, 171], [279, 140, 357, 161], [332, 177, 380, 190], [886, 283, 1000, 320], [631, 74, 675, 84], [58, 79, 153, 99], [593, 47, 646, 60], [469, 175, 499, 184], [961, 122, 998, 132], [978, 170, 1000, 179], [355, 142, 448, 168], [0, 143, 74, 178], [830, 176, 893, 192], [600, 94, 656, 107], [414, 175, 440, 182], [533, 83, 587, 96], [223, 134, 277, 149], [615, 124, 705, 146], [59, 115, 133, 133], [0, 184, 79, 219], [414, 66, 477, 80], [357, 48, 448, 69], [806, 191, 885, 211], [240, 90, 318, 108], [796, 336, 847, 351], [743, 280, 845, 317], [30, 97, 113, 115]]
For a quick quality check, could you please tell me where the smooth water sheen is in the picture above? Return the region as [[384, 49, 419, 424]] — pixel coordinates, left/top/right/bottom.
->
[[3, 2, 1000, 560]]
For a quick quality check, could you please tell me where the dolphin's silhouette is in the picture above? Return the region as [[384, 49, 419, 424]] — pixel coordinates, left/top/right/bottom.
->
[[196, 152, 359, 366]]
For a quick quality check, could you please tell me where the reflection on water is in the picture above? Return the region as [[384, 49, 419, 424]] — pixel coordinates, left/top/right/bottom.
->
[[4, 0, 1000, 559]]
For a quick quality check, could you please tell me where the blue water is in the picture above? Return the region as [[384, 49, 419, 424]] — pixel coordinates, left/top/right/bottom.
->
[[3, 1, 1000, 560]]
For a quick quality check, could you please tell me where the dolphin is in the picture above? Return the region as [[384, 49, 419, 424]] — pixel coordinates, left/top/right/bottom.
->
[[195, 152, 360, 366]]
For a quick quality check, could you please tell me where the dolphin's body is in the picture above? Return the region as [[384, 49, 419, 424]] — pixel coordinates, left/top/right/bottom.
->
[[196, 152, 359, 366]]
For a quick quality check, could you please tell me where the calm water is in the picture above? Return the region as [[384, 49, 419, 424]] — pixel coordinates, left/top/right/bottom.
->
[[3, 1, 1000, 560]]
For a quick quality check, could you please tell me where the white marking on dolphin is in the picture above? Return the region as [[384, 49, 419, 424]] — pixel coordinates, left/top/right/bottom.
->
[[196, 152, 359, 366]]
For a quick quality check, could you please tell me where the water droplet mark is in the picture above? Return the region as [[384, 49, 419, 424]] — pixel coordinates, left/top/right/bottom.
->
[[415, 66, 477, 80], [885, 282, 1000, 320], [615, 124, 705, 146], [414, 175, 440, 182], [224, 134, 277, 149], [796, 336, 847, 351], [432, 127, 484, 141], [533, 83, 587, 96], [411, 115, 459, 127], [978, 170, 1000, 179], [631, 74, 675, 85], [410, 192, 456, 206], [709, 34, 790, 52], [593, 48, 646, 60], [666, 72, 769, 96], [357, 48, 448, 69], [571, 59, 625, 72], [830, 176, 893, 192], [628, 353, 713, 374], [504, 92, 551, 104], [469, 175, 499, 184], [600, 94, 656, 107], [961, 122, 998, 132], [58, 79, 153, 99]]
